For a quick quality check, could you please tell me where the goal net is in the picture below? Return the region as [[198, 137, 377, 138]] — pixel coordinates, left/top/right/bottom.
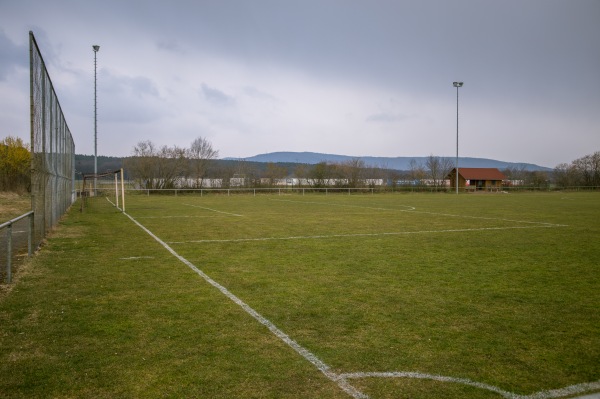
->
[[80, 169, 125, 212]]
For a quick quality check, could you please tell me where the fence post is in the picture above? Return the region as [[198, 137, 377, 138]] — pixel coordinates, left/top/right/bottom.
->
[[6, 223, 12, 283], [28, 212, 34, 257]]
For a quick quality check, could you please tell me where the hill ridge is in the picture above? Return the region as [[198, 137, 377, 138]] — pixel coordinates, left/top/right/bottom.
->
[[224, 151, 551, 171]]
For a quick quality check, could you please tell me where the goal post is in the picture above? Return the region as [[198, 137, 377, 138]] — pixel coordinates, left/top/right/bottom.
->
[[80, 168, 125, 212]]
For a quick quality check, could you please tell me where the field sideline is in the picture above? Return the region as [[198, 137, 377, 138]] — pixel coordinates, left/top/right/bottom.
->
[[1, 192, 599, 398]]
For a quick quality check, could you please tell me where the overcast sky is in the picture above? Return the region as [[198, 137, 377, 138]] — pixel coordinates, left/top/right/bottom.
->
[[1, 0, 599, 167]]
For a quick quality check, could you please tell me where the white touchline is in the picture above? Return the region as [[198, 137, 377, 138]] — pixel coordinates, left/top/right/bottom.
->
[[182, 203, 243, 217], [123, 211, 368, 399]]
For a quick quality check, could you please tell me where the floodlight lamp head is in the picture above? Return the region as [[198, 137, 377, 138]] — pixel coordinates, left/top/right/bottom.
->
[[93, 45, 100, 52], [453, 81, 463, 87]]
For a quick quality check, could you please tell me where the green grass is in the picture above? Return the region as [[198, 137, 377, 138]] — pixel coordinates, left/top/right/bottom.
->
[[0, 192, 30, 221], [1, 192, 599, 398]]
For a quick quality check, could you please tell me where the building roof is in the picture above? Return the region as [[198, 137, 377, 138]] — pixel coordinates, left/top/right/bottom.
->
[[450, 168, 507, 180]]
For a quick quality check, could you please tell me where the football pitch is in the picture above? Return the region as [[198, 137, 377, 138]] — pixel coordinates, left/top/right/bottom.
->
[[2, 191, 599, 398]]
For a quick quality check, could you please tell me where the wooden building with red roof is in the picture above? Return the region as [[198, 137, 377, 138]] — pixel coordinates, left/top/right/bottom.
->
[[447, 168, 507, 191]]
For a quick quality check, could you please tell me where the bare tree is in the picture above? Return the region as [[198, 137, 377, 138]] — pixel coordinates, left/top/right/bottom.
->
[[188, 137, 219, 188], [155, 145, 187, 189], [408, 159, 426, 185], [425, 155, 452, 188], [127, 140, 187, 189], [553, 163, 578, 188], [503, 165, 529, 184], [343, 158, 366, 188], [294, 164, 309, 186], [127, 140, 157, 189], [571, 151, 600, 186], [309, 162, 329, 187], [264, 162, 287, 186]]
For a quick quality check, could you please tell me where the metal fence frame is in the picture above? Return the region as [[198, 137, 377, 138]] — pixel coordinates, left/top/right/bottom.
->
[[0, 212, 34, 283], [29, 31, 76, 249]]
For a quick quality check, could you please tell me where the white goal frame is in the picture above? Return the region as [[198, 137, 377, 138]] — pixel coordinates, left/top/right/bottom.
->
[[80, 168, 125, 212]]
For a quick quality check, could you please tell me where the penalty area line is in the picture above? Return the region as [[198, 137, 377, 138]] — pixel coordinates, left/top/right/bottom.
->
[[182, 203, 243, 217], [167, 224, 563, 245], [269, 198, 416, 212], [122, 211, 368, 399]]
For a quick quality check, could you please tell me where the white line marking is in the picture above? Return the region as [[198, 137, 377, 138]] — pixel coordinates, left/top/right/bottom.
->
[[341, 371, 514, 397], [407, 209, 566, 227], [119, 256, 155, 260], [167, 225, 561, 244], [135, 215, 223, 219], [123, 211, 367, 399], [182, 203, 243, 217], [340, 372, 600, 399], [269, 198, 416, 211], [269, 198, 566, 228]]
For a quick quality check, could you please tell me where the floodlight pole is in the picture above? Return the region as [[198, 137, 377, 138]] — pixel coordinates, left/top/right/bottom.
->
[[93, 45, 100, 195], [453, 81, 463, 194]]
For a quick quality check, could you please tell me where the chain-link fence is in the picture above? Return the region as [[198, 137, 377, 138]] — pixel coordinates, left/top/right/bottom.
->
[[29, 31, 76, 248]]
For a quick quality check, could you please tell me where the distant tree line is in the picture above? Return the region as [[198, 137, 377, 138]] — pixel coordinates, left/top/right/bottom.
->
[[78, 137, 600, 191], [553, 151, 600, 188], [3, 133, 597, 195], [124, 144, 600, 191]]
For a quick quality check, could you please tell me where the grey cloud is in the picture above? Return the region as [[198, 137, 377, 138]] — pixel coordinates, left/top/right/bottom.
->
[[96, 71, 164, 124], [200, 83, 236, 107], [366, 113, 410, 123], [0, 29, 28, 80], [156, 39, 186, 54], [103, 71, 160, 99], [243, 86, 278, 102]]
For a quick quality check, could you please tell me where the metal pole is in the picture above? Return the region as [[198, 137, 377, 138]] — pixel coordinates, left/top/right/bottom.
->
[[453, 81, 463, 194], [6, 223, 12, 283], [93, 45, 100, 195], [121, 168, 125, 212], [115, 170, 119, 208], [456, 85, 459, 194], [28, 212, 33, 257]]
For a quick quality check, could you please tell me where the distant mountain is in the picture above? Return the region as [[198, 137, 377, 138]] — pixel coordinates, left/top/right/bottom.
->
[[225, 152, 551, 171]]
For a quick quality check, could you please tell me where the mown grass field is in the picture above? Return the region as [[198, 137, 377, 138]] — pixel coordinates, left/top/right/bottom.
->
[[0, 193, 30, 221], [1, 191, 599, 398]]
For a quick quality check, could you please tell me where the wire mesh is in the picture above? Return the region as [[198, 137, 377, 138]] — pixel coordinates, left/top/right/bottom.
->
[[29, 31, 76, 248]]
